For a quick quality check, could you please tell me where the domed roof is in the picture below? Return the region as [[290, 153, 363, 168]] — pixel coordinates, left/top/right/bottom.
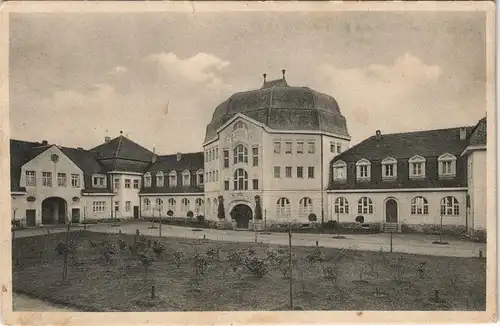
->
[[204, 72, 350, 142]]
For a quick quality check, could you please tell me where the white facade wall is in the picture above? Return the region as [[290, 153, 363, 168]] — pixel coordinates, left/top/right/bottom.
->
[[110, 173, 142, 219], [139, 194, 205, 218], [468, 150, 487, 231]]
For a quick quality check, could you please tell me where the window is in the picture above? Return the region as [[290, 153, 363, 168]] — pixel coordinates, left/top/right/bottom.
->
[[411, 197, 428, 215], [330, 142, 335, 153], [195, 198, 204, 215], [182, 170, 191, 186], [274, 166, 281, 178], [233, 144, 248, 164], [114, 201, 119, 212], [71, 174, 80, 188], [92, 201, 105, 213], [308, 167, 315, 179], [209, 172, 212, 182], [155, 198, 163, 211], [356, 159, 371, 180], [409, 155, 426, 178], [276, 197, 291, 218], [144, 173, 152, 187], [206, 172, 209, 183], [332, 161, 347, 181], [133, 179, 140, 189], [252, 147, 259, 166], [181, 198, 190, 212], [296, 141, 304, 154], [297, 166, 303, 179], [156, 172, 164, 187], [113, 177, 119, 190], [252, 179, 259, 190], [197, 169, 204, 185], [336, 144, 342, 153], [233, 121, 248, 131], [224, 180, 230, 190], [357, 197, 373, 214], [441, 196, 460, 216], [206, 199, 211, 216], [216, 170, 219, 182], [125, 201, 131, 212], [57, 173, 67, 187], [308, 141, 315, 154], [274, 141, 281, 154], [125, 179, 131, 188], [205, 150, 208, 162], [438, 153, 457, 177], [169, 171, 177, 187], [215, 147, 219, 159], [26, 171, 36, 186], [223, 150, 230, 168], [285, 141, 292, 154], [285, 166, 292, 178], [143, 198, 151, 211], [334, 197, 349, 214], [299, 197, 313, 218], [233, 169, 248, 190], [381, 157, 397, 179], [213, 198, 218, 214], [42, 172, 52, 187], [168, 198, 176, 212], [92, 175, 106, 187]]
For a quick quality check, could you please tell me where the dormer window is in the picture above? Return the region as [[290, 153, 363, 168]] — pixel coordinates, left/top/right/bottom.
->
[[92, 174, 107, 188], [332, 160, 347, 182], [182, 170, 191, 187], [381, 157, 397, 180], [169, 171, 177, 187], [438, 153, 457, 178], [409, 155, 426, 179], [356, 159, 371, 181], [144, 173, 152, 188], [156, 172, 164, 187], [196, 169, 204, 186]]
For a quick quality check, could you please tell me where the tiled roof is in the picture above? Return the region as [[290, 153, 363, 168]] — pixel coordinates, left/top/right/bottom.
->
[[98, 158, 151, 173], [468, 117, 487, 146], [262, 78, 289, 89], [60, 147, 105, 174], [10, 139, 42, 192], [91, 135, 154, 162], [146, 152, 204, 174], [328, 126, 473, 190]]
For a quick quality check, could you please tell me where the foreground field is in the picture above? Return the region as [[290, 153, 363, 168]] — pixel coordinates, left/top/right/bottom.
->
[[12, 231, 486, 311]]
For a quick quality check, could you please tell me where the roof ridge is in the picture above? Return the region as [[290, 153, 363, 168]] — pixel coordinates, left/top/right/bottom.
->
[[115, 135, 123, 158], [373, 125, 474, 138]]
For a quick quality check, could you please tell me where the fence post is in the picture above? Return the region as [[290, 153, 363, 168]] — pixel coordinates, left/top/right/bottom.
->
[[151, 285, 156, 299], [288, 228, 293, 310]]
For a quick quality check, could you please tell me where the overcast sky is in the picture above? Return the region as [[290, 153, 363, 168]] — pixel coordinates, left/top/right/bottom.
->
[[9, 11, 487, 154]]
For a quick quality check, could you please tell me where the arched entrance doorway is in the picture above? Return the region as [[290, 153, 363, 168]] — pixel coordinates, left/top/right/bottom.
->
[[385, 198, 398, 223], [41, 197, 67, 225], [230, 204, 252, 229]]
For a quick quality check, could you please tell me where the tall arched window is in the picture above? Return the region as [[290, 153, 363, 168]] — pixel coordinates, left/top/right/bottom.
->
[[143, 198, 151, 211], [276, 197, 291, 218], [156, 172, 164, 187], [181, 198, 190, 212], [411, 196, 428, 215], [334, 197, 349, 214], [213, 197, 218, 214], [168, 198, 176, 212], [182, 170, 191, 187], [299, 197, 313, 218], [195, 198, 204, 215], [155, 198, 164, 211], [206, 199, 211, 216], [169, 171, 177, 187], [233, 168, 248, 190], [441, 196, 459, 216], [357, 197, 373, 214], [233, 144, 248, 164], [144, 173, 152, 188]]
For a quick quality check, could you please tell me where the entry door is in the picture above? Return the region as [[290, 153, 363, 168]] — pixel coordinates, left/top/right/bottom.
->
[[236, 216, 249, 229], [133, 206, 139, 219], [72, 208, 81, 223], [385, 199, 398, 223], [26, 209, 36, 227]]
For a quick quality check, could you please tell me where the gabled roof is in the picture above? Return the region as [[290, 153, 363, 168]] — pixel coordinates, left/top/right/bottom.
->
[[468, 117, 487, 146], [91, 135, 154, 162], [146, 152, 204, 174], [10, 139, 42, 192]]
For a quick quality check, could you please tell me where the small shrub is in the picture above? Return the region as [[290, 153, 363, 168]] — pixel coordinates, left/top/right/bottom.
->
[[244, 256, 269, 278], [308, 213, 317, 222], [306, 247, 325, 265], [118, 239, 128, 252], [205, 247, 219, 261], [55, 242, 67, 255], [173, 250, 184, 268], [167, 210, 174, 217], [187, 211, 194, 218], [196, 215, 205, 222], [137, 250, 156, 278], [152, 242, 166, 257], [355, 215, 365, 224], [100, 244, 117, 264], [193, 252, 210, 276], [325, 220, 337, 230]]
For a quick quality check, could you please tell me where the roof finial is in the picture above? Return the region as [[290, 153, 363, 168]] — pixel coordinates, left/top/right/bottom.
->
[[282, 69, 286, 79], [120, 130, 123, 135], [263, 73, 267, 83]]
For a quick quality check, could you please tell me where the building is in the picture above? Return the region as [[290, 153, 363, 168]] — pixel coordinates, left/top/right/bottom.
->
[[8, 71, 487, 239]]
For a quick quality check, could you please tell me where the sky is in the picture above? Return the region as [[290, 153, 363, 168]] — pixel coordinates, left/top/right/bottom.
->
[[9, 11, 487, 154]]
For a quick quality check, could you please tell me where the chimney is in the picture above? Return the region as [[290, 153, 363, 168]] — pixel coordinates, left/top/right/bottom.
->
[[282, 69, 286, 79], [41, 140, 48, 146], [176, 152, 182, 162], [460, 127, 467, 140], [375, 130, 382, 140], [105, 136, 111, 143], [263, 73, 267, 83], [152, 147, 158, 164]]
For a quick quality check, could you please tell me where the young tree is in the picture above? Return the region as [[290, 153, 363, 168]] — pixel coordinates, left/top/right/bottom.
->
[[217, 195, 226, 219], [254, 196, 263, 220]]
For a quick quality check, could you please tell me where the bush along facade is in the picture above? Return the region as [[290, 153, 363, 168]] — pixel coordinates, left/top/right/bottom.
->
[[254, 196, 263, 220], [217, 195, 226, 219]]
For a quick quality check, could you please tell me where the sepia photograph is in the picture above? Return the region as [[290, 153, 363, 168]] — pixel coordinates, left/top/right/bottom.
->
[[0, 1, 496, 324]]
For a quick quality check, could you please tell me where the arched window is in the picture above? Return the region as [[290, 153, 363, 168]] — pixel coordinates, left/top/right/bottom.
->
[[168, 198, 176, 212], [299, 197, 313, 218], [332, 160, 347, 181], [182, 170, 191, 187], [181, 198, 190, 212], [155, 198, 164, 211], [206, 199, 211, 216], [213, 197, 218, 214], [233, 121, 248, 131], [411, 196, 428, 215], [441, 196, 459, 216], [233, 168, 248, 190], [357, 197, 373, 214], [233, 144, 248, 164], [195, 198, 204, 215], [334, 197, 349, 214], [143, 198, 151, 211], [276, 197, 291, 218], [196, 169, 204, 185], [144, 173, 152, 188], [156, 172, 164, 187], [169, 171, 177, 187]]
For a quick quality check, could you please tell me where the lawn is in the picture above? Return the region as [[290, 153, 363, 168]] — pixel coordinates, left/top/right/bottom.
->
[[12, 230, 486, 311]]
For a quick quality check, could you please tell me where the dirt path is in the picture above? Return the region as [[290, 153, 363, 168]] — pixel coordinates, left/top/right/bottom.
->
[[12, 293, 78, 312]]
